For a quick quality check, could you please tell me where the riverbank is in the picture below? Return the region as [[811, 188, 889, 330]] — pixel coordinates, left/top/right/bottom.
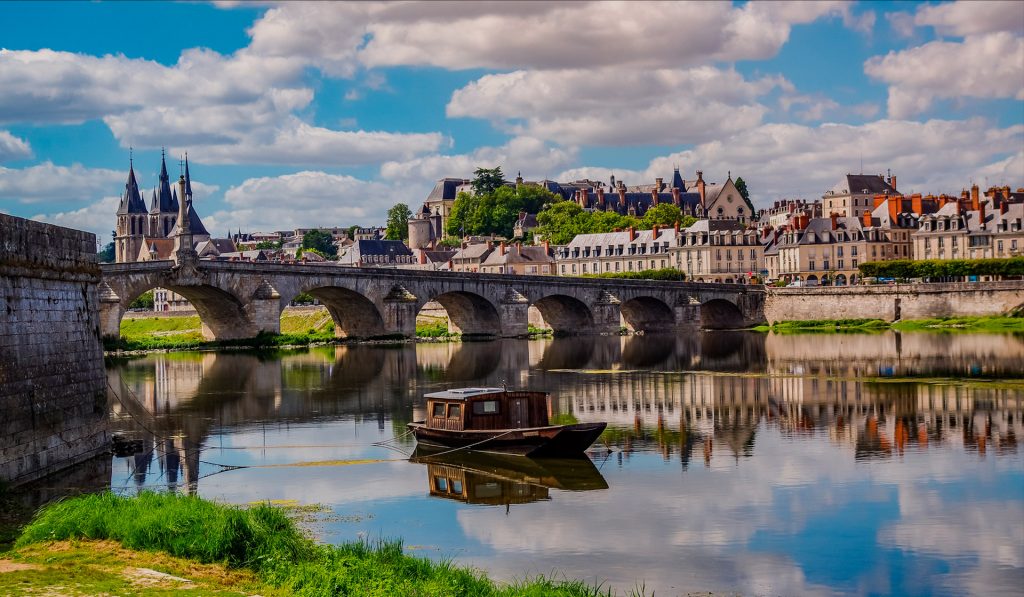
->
[[754, 314, 1024, 334], [1, 492, 621, 597]]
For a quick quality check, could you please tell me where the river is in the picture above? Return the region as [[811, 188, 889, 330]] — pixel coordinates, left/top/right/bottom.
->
[[95, 331, 1023, 596]]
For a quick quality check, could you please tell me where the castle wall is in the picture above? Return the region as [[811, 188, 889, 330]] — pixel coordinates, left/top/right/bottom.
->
[[0, 213, 110, 486]]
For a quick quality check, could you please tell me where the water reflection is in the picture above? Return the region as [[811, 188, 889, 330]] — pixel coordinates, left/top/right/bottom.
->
[[411, 448, 608, 506], [102, 331, 1024, 596]]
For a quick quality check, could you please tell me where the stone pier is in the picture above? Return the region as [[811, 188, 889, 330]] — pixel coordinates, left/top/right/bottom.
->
[[1, 213, 109, 486]]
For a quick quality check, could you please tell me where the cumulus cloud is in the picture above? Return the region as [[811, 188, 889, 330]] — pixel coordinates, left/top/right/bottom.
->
[[30, 196, 121, 242], [447, 67, 784, 146], [865, 32, 1024, 118], [914, 0, 1024, 37], [380, 136, 578, 184], [558, 119, 1024, 206], [0, 162, 123, 205], [0, 131, 32, 162], [205, 171, 398, 232]]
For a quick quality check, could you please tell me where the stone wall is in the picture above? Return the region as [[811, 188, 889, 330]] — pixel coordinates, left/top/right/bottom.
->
[[0, 213, 109, 486], [765, 281, 1024, 323]]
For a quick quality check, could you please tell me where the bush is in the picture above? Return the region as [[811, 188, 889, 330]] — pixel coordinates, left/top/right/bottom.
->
[[859, 257, 1024, 279], [581, 267, 686, 281]]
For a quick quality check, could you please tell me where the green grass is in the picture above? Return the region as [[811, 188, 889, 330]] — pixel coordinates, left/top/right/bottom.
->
[[756, 315, 1024, 334], [12, 492, 626, 596], [416, 319, 456, 338]]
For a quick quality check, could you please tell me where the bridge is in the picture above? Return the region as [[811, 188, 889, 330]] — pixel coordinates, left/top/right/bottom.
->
[[98, 259, 766, 340]]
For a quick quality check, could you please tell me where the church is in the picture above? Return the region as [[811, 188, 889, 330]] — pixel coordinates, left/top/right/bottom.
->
[[114, 151, 211, 263]]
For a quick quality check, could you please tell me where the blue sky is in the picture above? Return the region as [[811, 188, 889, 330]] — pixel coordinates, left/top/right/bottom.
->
[[0, 0, 1021, 245]]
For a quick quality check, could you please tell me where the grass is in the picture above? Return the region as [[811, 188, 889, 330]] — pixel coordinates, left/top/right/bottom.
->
[[756, 315, 1024, 334], [7, 492, 627, 596]]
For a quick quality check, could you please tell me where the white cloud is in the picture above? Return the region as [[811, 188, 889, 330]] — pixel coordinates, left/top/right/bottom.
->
[[865, 32, 1024, 118], [207, 170, 398, 231], [0, 161, 123, 204], [31, 196, 121, 242], [558, 119, 1024, 206], [0, 131, 31, 162], [380, 136, 578, 184], [914, 0, 1024, 37], [448, 67, 783, 146]]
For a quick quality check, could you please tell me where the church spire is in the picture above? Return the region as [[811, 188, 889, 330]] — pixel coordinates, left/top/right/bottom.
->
[[118, 157, 146, 214], [184, 152, 193, 199], [154, 148, 177, 213]]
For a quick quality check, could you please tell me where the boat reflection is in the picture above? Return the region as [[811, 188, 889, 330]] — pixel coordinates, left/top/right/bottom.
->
[[410, 447, 608, 506]]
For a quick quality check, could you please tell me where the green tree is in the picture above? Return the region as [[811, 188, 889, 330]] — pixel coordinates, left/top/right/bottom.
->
[[302, 229, 337, 257], [346, 225, 360, 240], [471, 167, 505, 196], [128, 290, 154, 310], [734, 177, 750, 204], [254, 240, 282, 250], [98, 240, 115, 263], [385, 203, 412, 241], [640, 204, 684, 228]]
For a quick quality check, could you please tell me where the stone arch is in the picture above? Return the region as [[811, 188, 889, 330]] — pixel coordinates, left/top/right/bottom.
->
[[620, 296, 675, 332], [806, 274, 819, 284], [700, 298, 745, 330], [119, 282, 254, 340], [303, 286, 385, 338], [835, 274, 848, 286], [429, 291, 502, 336], [530, 294, 594, 334]]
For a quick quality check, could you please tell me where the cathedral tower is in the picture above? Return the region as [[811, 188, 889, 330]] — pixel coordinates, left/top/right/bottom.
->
[[114, 157, 147, 262]]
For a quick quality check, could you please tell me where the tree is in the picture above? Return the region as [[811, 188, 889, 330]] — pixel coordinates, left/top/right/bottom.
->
[[302, 229, 337, 257], [446, 184, 560, 238], [128, 290, 154, 310], [734, 177, 750, 204], [255, 240, 282, 250], [385, 203, 412, 241], [471, 167, 505, 196], [640, 204, 684, 229], [98, 241, 115, 263]]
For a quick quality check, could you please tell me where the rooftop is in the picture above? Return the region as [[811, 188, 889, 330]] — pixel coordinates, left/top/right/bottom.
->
[[424, 387, 506, 400]]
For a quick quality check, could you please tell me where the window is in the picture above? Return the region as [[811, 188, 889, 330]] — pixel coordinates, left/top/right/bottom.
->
[[472, 400, 500, 415], [434, 476, 448, 492], [432, 403, 446, 418], [853, 259, 858, 268], [447, 404, 462, 419], [809, 260, 816, 271], [560, 264, 566, 273], [852, 246, 858, 256]]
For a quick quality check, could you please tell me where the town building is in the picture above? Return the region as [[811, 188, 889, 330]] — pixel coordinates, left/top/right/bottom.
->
[[337, 239, 414, 267], [913, 186, 1024, 261], [479, 242, 555, 275], [759, 199, 822, 229], [450, 242, 495, 273], [555, 226, 680, 276], [822, 173, 898, 218], [671, 220, 764, 283]]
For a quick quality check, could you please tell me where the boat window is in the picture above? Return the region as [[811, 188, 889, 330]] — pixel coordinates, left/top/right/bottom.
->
[[435, 476, 448, 492], [431, 402, 446, 418], [448, 404, 462, 419], [472, 400, 500, 415], [450, 480, 463, 494]]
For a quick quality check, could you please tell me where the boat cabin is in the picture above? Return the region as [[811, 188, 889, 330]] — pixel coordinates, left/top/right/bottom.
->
[[424, 388, 550, 431]]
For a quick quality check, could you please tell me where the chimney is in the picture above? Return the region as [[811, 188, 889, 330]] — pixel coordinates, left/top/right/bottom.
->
[[798, 214, 809, 230], [672, 187, 681, 206], [862, 211, 872, 227], [830, 212, 838, 230], [515, 241, 522, 255], [1000, 200, 1008, 215], [628, 226, 636, 242], [652, 224, 660, 238], [971, 184, 980, 210], [979, 200, 987, 229], [597, 186, 605, 208], [911, 193, 922, 215], [418, 250, 426, 265], [581, 187, 589, 207], [696, 171, 706, 209], [673, 220, 680, 234], [543, 240, 550, 253], [610, 174, 616, 188], [656, 177, 663, 190], [651, 188, 659, 206], [500, 241, 507, 256], [618, 185, 627, 207], [487, 240, 493, 250]]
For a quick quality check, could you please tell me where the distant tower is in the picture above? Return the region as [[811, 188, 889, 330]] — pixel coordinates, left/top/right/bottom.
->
[[148, 149, 178, 239], [114, 156, 148, 262]]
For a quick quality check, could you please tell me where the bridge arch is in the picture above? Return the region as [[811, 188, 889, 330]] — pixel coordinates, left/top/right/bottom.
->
[[303, 286, 385, 338], [620, 296, 675, 332], [530, 294, 594, 334], [700, 298, 745, 330], [428, 291, 502, 336], [119, 282, 254, 340]]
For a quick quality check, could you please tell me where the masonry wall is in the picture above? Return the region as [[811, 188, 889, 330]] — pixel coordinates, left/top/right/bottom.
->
[[0, 213, 109, 486], [764, 281, 1024, 323]]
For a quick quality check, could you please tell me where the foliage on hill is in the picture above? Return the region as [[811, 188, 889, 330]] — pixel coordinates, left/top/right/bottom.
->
[[536, 201, 695, 245], [301, 230, 337, 258], [385, 203, 412, 241], [446, 184, 559, 239], [858, 257, 1024, 279], [127, 290, 154, 310]]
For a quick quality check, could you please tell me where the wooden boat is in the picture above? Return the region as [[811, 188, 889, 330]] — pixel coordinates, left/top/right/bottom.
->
[[410, 447, 608, 505], [407, 387, 606, 457]]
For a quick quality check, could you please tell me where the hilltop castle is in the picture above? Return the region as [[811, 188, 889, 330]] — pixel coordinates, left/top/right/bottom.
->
[[114, 151, 210, 263]]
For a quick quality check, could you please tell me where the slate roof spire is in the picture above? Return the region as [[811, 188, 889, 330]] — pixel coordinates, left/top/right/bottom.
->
[[151, 148, 178, 214], [184, 152, 193, 199], [671, 166, 685, 190], [117, 157, 147, 214]]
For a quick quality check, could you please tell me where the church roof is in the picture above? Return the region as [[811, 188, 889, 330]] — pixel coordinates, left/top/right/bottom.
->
[[150, 152, 178, 214], [116, 163, 147, 214], [671, 168, 685, 190], [827, 174, 896, 197]]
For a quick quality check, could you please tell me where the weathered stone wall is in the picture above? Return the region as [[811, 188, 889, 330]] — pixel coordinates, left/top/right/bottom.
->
[[0, 213, 109, 486], [765, 281, 1024, 323]]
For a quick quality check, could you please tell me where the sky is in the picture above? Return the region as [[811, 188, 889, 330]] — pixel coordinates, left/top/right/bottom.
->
[[0, 0, 1021, 246]]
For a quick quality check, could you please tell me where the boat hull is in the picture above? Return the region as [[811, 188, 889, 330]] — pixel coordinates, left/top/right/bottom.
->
[[407, 422, 607, 457]]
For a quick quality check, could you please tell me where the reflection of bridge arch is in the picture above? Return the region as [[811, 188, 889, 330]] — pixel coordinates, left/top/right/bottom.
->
[[531, 294, 594, 334], [425, 291, 502, 336], [304, 286, 385, 338], [701, 299, 746, 329], [621, 296, 675, 332]]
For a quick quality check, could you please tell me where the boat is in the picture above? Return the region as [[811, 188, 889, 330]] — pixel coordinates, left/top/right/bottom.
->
[[410, 447, 608, 505], [407, 387, 607, 457]]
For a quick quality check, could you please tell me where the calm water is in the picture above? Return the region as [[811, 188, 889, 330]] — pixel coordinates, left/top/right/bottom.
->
[[98, 332, 1023, 596]]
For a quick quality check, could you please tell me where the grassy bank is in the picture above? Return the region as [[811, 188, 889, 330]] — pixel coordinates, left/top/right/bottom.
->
[[5, 492, 619, 596], [756, 315, 1024, 334]]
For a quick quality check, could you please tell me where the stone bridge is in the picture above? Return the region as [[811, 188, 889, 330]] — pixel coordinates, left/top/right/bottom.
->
[[98, 260, 767, 340]]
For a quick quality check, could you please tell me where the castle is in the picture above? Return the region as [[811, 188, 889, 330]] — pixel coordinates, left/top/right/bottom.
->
[[114, 151, 210, 263]]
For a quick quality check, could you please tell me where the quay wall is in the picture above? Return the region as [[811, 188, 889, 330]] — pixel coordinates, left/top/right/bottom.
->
[[764, 281, 1024, 323], [0, 213, 109, 486]]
